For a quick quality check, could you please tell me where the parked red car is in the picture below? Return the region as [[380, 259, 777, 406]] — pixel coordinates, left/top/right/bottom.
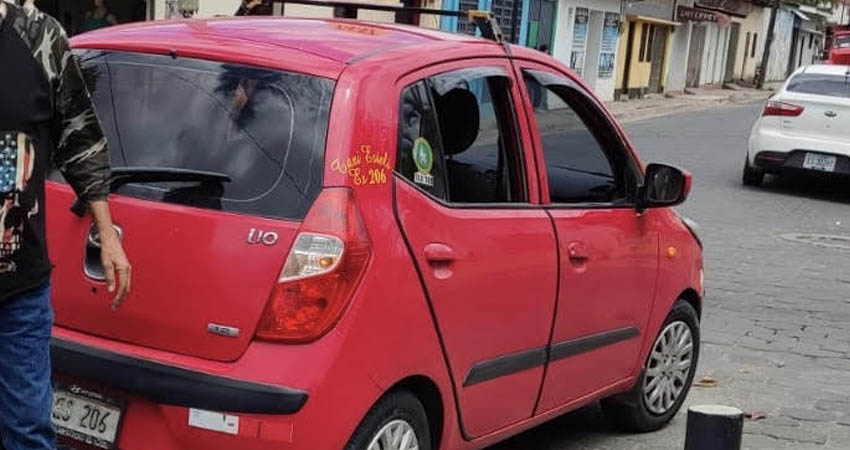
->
[[47, 12, 704, 450], [825, 28, 850, 65]]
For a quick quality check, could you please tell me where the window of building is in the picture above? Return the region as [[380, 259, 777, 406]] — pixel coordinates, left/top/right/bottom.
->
[[752, 33, 758, 58], [523, 71, 639, 205], [809, 34, 814, 49], [397, 68, 526, 204], [639, 23, 650, 62], [646, 24, 656, 62]]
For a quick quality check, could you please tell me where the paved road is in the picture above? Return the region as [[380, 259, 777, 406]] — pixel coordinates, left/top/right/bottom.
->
[[489, 103, 850, 450]]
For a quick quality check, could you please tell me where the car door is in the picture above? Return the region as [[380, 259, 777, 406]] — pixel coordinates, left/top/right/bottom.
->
[[393, 62, 558, 437], [515, 64, 660, 413]]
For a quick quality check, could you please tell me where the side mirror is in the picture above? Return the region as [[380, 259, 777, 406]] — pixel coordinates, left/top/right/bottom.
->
[[638, 163, 692, 211]]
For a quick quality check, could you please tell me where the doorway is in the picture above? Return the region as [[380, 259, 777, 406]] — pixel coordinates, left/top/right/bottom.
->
[[686, 24, 706, 88], [648, 24, 669, 93], [724, 22, 740, 83]]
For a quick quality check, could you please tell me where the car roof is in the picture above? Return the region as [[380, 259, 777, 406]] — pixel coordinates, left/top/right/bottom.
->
[[799, 64, 850, 76], [71, 17, 493, 78]]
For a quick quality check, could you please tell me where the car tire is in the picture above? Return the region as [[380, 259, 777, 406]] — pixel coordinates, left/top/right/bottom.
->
[[601, 300, 700, 433], [344, 390, 432, 450], [742, 154, 764, 187]]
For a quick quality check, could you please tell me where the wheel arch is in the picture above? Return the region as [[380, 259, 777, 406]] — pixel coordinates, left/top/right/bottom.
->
[[390, 375, 445, 450], [678, 288, 702, 320]]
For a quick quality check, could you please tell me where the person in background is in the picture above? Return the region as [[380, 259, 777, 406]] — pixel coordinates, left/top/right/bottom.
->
[[236, 0, 274, 16], [0, 1, 131, 449], [81, 0, 116, 33]]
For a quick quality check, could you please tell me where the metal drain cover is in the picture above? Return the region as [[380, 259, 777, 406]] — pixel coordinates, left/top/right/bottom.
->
[[779, 233, 850, 251]]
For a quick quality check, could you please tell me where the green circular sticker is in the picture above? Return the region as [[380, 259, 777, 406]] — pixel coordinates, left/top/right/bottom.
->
[[412, 137, 434, 174]]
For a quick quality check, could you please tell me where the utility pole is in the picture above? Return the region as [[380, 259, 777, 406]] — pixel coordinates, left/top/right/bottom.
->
[[757, 0, 779, 89]]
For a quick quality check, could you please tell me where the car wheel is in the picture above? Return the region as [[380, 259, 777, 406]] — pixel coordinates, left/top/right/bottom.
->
[[601, 300, 700, 432], [742, 155, 764, 186], [345, 390, 432, 450]]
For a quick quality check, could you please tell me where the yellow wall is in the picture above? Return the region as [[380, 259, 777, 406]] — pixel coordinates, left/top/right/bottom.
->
[[615, 20, 630, 89], [629, 21, 651, 89], [616, 19, 676, 93]]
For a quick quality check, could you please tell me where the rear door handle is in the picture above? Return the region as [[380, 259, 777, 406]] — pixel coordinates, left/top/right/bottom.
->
[[424, 243, 455, 264], [568, 242, 589, 262]]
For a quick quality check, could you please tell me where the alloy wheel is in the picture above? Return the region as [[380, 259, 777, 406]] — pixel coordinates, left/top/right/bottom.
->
[[367, 419, 420, 450], [643, 321, 694, 415]]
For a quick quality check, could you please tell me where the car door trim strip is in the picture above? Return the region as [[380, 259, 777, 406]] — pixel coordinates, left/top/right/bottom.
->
[[549, 326, 640, 363], [463, 347, 548, 387], [463, 326, 640, 387]]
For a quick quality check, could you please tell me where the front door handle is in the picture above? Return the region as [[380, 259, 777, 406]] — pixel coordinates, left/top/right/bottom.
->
[[568, 242, 589, 262], [424, 243, 455, 264]]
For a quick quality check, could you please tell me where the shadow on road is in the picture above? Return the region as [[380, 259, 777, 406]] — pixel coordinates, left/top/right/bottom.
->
[[486, 403, 629, 450], [745, 172, 850, 205]]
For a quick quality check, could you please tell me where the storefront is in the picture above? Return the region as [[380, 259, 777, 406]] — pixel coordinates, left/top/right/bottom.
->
[[614, 0, 678, 100], [550, 0, 621, 101]]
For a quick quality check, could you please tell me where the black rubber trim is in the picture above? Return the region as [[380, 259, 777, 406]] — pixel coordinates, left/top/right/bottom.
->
[[550, 327, 640, 362], [51, 338, 308, 414], [463, 347, 547, 387]]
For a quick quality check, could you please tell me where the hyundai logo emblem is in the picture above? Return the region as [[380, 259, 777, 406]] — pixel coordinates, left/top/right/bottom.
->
[[825, 110, 838, 118]]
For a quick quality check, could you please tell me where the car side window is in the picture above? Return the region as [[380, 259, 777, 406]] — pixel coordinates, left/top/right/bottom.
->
[[397, 81, 449, 200], [396, 67, 526, 204], [524, 71, 638, 205]]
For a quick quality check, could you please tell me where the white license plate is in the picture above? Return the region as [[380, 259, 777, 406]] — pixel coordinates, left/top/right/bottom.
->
[[52, 384, 124, 449], [803, 153, 837, 172]]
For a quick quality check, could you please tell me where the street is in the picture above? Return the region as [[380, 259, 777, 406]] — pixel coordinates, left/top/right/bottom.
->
[[489, 102, 850, 450]]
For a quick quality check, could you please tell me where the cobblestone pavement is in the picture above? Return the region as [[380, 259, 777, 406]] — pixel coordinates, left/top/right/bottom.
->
[[489, 103, 850, 450]]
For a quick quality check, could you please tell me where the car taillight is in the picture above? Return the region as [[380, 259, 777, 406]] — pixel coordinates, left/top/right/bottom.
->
[[255, 188, 372, 343], [762, 101, 804, 117]]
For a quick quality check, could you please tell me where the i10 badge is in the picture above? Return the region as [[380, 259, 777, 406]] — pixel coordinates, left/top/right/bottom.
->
[[247, 228, 279, 246]]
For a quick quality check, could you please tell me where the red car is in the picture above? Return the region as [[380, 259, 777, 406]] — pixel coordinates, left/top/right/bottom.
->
[[47, 10, 704, 450], [826, 31, 850, 65]]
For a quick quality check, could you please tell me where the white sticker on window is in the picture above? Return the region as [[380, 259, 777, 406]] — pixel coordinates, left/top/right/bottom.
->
[[188, 408, 239, 435]]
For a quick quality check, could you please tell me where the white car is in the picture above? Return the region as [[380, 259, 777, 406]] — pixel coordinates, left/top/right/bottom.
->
[[744, 64, 850, 186]]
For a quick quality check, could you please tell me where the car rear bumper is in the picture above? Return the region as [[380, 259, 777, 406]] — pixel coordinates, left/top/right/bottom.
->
[[748, 124, 850, 174], [751, 150, 850, 176], [52, 338, 308, 415]]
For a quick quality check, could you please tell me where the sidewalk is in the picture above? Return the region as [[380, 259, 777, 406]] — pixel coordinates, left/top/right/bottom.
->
[[606, 82, 782, 123]]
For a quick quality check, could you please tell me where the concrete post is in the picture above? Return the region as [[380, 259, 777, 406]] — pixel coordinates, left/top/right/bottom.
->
[[684, 405, 744, 450]]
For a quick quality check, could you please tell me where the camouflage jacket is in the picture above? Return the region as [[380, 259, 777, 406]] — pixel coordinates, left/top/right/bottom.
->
[[0, 1, 110, 298], [2, 2, 110, 201]]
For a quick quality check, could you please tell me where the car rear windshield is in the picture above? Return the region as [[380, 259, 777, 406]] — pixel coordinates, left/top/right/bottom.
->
[[74, 50, 334, 220], [835, 35, 850, 49], [787, 73, 850, 99]]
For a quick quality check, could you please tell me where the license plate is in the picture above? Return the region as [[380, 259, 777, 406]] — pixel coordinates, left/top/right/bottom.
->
[[52, 384, 125, 449], [803, 153, 837, 172]]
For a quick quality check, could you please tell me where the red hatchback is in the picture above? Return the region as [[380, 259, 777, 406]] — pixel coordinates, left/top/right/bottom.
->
[[47, 12, 704, 450]]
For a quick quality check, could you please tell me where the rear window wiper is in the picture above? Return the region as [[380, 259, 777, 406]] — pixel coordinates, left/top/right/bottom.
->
[[70, 167, 232, 217]]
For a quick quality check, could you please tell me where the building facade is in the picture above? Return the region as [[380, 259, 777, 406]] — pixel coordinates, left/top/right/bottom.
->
[[615, 0, 677, 99]]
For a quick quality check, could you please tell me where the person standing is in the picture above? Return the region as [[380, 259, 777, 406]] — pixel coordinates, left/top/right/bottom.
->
[[0, 1, 131, 449], [80, 0, 116, 33]]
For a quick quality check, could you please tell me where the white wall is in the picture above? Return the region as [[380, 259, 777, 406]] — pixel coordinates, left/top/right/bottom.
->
[[765, 8, 795, 81], [553, 0, 622, 100]]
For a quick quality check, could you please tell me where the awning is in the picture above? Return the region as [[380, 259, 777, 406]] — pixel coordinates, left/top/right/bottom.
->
[[790, 8, 811, 21], [627, 15, 682, 27], [798, 4, 832, 18]]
